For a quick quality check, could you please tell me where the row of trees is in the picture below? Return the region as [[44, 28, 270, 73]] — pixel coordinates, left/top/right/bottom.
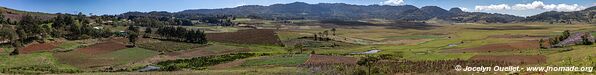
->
[[120, 12, 238, 27], [154, 26, 207, 44], [313, 28, 336, 41], [196, 16, 235, 26], [53, 13, 113, 40]]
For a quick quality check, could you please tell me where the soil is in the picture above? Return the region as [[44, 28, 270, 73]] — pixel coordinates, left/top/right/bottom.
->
[[206, 29, 282, 45], [77, 41, 127, 54], [19, 42, 62, 54]]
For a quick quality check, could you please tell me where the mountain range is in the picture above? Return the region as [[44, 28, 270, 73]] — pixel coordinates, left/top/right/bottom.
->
[[2, 2, 595, 24], [176, 2, 527, 23]]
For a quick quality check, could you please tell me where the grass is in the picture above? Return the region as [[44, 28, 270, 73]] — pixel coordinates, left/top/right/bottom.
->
[[53, 47, 159, 70], [277, 31, 306, 41], [213, 42, 287, 54], [103, 48, 159, 64], [156, 53, 264, 70], [54, 41, 82, 52], [0, 52, 81, 74], [201, 44, 243, 53], [61, 67, 312, 75], [139, 41, 205, 52], [384, 35, 442, 39], [242, 54, 309, 66]]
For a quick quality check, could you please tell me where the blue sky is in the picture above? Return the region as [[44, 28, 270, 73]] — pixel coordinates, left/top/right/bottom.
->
[[0, 0, 594, 16]]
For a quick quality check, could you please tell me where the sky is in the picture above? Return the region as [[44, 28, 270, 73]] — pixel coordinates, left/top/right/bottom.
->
[[0, 0, 594, 16]]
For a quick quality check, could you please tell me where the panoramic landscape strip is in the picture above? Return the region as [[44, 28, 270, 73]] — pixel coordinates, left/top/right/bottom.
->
[[0, 0, 595, 75]]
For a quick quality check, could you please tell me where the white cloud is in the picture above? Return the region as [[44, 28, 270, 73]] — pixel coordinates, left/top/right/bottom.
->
[[474, 1, 586, 11], [475, 4, 510, 11], [512, 1, 545, 10], [236, 3, 246, 7], [459, 7, 470, 11], [544, 4, 585, 11], [381, 0, 405, 6]]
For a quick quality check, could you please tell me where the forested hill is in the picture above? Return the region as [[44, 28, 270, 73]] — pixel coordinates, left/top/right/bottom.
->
[[0, 7, 55, 22], [176, 2, 523, 23], [524, 6, 596, 24]]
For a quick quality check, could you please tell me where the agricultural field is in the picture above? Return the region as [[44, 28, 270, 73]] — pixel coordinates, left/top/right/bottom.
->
[[2, 23, 595, 75], [206, 29, 283, 45], [139, 41, 205, 52], [2, 1, 596, 74]]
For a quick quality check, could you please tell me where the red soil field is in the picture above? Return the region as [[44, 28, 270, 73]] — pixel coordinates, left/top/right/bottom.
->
[[77, 41, 127, 54], [206, 29, 282, 45], [470, 55, 546, 64], [304, 54, 358, 65], [446, 40, 540, 53], [19, 42, 62, 54]]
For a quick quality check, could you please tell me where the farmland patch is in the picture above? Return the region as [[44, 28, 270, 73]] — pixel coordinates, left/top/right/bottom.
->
[[139, 41, 205, 52], [54, 48, 158, 70], [164, 44, 250, 58], [206, 29, 282, 45], [242, 54, 309, 66], [488, 34, 548, 39], [156, 53, 267, 70], [77, 41, 127, 54], [0, 52, 81, 74], [470, 55, 546, 64], [19, 42, 62, 54], [304, 54, 358, 65], [444, 40, 540, 53], [467, 26, 547, 30]]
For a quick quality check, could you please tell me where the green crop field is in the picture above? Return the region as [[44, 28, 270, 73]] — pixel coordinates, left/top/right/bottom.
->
[[242, 54, 309, 66]]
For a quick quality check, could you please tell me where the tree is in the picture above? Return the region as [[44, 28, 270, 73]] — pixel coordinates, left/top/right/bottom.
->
[[0, 14, 5, 24], [19, 15, 43, 37], [144, 27, 153, 38], [145, 28, 153, 34], [127, 25, 139, 47], [562, 30, 570, 40], [313, 33, 318, 41], [331, 28, 336, 36], [550, 36, 560, 45], [539, 39, 546, 49], [357, 55, 380, 75], [9, 40, 22, 56], [581, 35, 593, 45], [323, 30, 329, 37], [0, 28, 17, 40], [294, 43, 305, 54], [317, 32, 323, 40], [154, 26, 207, 44]]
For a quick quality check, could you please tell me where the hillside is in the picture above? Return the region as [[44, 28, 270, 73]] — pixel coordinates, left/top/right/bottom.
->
[[0, 7, 55, 22], [131, 2, 522, 23], [524, 6, 596, 24]]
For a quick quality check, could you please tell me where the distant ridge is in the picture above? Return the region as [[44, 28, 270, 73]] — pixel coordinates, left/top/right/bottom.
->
[[168, 2, 523, 23], [524, 6, 596, 24], [0, 6, 55, 21]]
